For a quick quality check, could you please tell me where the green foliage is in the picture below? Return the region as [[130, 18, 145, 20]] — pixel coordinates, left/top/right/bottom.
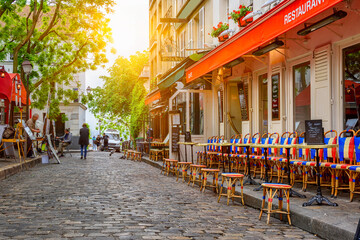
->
[[88, 51, 149, 140], [0, 0, 115, 120]]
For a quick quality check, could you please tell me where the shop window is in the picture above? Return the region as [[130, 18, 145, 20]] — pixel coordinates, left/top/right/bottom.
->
[[175, 92, 186, 134], [190, 92, 204, 135], [238, 78, 249, 121], [293, 62, 311, 134], [271, 73, 280, 120], [343, 43, 360, 130]]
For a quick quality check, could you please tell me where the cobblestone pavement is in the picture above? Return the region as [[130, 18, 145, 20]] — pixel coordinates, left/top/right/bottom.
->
[[0, 152, 320, 239]]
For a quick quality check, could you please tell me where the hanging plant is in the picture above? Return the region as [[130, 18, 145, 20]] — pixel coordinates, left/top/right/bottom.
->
[[228, 5, 253, 27], [209, 22, 229, 38]]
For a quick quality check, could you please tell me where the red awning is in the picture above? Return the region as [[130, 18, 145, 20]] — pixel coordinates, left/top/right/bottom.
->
[[145, 90, 161, 105], [186, 0, 343, 83], [0, 73, 13, 101]]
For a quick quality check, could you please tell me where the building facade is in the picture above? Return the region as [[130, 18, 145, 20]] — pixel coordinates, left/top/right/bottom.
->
[[147, 0, 360, 160]]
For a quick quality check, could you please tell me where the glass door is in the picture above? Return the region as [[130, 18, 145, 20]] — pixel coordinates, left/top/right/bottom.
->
[[293, 62, 311, 134], [259, 73, 268, 134]]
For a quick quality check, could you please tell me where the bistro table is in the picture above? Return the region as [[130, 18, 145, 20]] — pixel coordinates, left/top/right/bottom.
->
[[233, 143, 258, 185], [295, 144, 338, 206], [257, 144, 306, 198], [196, 143, 211, 165], [212, 142, 233, 172], [178, 142, 197, 163]]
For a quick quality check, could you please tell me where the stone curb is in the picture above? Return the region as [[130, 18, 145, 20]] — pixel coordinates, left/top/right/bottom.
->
[[140, 156, 354, 240], [0, 157, 42, 181]]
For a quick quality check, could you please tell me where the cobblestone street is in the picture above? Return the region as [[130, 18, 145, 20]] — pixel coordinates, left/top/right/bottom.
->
[[0, 152, 320, 239]]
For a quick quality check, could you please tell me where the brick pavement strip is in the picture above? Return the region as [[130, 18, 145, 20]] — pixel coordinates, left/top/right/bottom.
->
[[0, 152, 320, 239]]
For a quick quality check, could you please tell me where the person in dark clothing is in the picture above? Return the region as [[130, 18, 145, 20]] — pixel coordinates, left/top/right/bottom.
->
[[56, 128, 72, 157], [96, 135, 101, 149], [79, 123, 90, 159], [102, 133, 109, 151]]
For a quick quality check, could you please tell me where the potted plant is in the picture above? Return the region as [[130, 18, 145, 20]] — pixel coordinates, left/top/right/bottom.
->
[[228, 5, 252, 27], [210, 22, 229, 42]]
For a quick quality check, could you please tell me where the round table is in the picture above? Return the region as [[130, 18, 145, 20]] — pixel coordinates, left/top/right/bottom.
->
[[178, 142, 197, 163], [295, 144, 338, 207]]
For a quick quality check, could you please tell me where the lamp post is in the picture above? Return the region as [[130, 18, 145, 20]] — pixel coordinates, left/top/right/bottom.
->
[[21, 59, 33, 120]]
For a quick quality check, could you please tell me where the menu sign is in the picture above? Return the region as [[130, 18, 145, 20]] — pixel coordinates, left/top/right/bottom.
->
[[271, 74, 280, 120], [237, 79, 249, 121], [185, 131, 192, 142], [172, 126, 180, 152], [305, 120, 324, 145]]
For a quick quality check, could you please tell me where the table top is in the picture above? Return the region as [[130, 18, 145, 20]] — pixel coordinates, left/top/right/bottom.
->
[[196, 143, 211, 146], [233, 143, 251, 147], [250, 144, 296, 149], [212, 142, 233, 146], [151, 142, 166, 145], [178, 142, 197, 145], [294, 144, 338, 149]]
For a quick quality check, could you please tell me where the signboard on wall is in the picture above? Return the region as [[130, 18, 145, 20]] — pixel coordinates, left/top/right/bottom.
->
[[237, 79, 249, 121], [271, 73, 280, 120], [171, 126, 180, 152]]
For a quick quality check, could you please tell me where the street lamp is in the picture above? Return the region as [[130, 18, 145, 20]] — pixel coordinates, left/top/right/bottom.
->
[[22, 59, 33, 120], [86, 86, 92, 94]]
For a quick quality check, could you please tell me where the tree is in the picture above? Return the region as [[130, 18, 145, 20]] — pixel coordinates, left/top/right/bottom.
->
[[0, 0, 115, 119], [86, 51, 149, 140]]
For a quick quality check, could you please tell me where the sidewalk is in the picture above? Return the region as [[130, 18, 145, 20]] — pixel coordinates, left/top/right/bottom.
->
[[0, 156, 42, 180], [140, 155, 358, 240]]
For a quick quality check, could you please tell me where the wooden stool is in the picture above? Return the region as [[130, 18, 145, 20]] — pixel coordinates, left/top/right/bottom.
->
[[133, 151, 141, 161], [150, 149, 163, 161], [218, 173, 245, 205], [188, 164, 207, 187], [176, 162, 192, 182], [126, 150, 134, 160], [200, 168, 220, 193], [259, 183, 292, 225], [164, 159, 178, 176]]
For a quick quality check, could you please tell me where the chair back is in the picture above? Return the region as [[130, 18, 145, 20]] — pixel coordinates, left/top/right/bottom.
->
[[279, 132, 297, 157], [322, 130, 338, 162], [251, 132, 261, 154], [269, 132, 280, 155], [338, 130, 356, 164], [242, 133, 250, 154], [231, 134, 242, 153], [355, 130, 360, 165], [260, 133, 271, 154]]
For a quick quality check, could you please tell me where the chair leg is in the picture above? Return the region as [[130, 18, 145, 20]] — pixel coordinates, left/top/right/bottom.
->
[[267, 188, 273, 224], [286, 189, 291, 225], [259, 187, 266, 220], [218, 177, 225, 203]]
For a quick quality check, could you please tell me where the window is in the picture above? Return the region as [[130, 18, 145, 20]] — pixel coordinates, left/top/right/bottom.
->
[[198, 7, 204, 49], [271, 73, 280, 120], [73, 88, 79, 103], [175, 92, 186, 134], [293, 62, 311, 134], [187, 20, 194, 55], [179, 30, 185, 57], [343, 43, 360, 130], [189, 92, 204, 135]]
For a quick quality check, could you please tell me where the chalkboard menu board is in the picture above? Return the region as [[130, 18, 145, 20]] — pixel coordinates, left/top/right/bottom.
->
[[305, 120, 324, 145], [271, 73, 280, 120], [171, 126, 180, 152], [237, 80, 249, 121]]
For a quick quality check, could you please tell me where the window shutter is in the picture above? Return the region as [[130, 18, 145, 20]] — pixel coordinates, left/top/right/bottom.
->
[[311, 44, 332, 130], [198, 7, 204, 49]]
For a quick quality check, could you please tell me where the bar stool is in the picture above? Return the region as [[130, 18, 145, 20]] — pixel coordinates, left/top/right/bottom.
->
[[200, 168, 220, 193], [133, 151, 141, 161], [177, 162, 192, 182], [188, 164, 207, 187], [164, 159, 178, 176], [259, 183, 292, 225], [218, 173, 245, 206]]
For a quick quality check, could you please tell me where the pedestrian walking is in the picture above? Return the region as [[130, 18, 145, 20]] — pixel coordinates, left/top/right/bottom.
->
[[96, 135, 101, 151], [92, 136, 97, 151], [79, 123, 89, 159]]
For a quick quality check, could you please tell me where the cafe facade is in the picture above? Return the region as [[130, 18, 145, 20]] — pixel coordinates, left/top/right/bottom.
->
[[146, 0, 360, 161]]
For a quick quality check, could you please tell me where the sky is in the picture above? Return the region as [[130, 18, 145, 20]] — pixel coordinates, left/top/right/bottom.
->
[[85, 0, 149, 136]]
